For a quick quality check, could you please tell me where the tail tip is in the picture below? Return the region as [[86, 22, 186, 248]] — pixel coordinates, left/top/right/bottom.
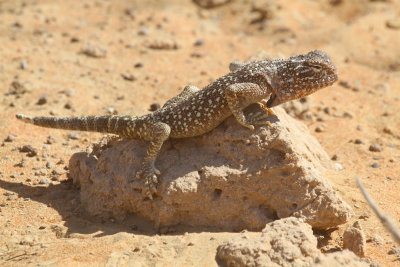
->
[[16, 114, 33, 123]]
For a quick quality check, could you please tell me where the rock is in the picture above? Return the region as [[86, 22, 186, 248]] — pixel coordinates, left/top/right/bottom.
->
[[19, 145, 38, 157], [367, 234, 384, 247], [4, 134, 18, 142], [193, 39, 204, 46], [80, 44, 107, 58], [20, 60, 28, 70], [69, 106, 353, 230], [370, 163, 380, 168], [343, 221, 366, 257], [146, 39, 181, 50], [45, 136, 56, 144], [217, 217, 368, 267], [36, 95, 48, 105], [39, 178, 51, 184], [369, 143, 383, 152], [64, 101, 73, 109], [192, 0, 233, 8], [149, 103, 160, 111], [335, 163, 343, 171], [354, 138, 365, 145], [8, 80, 29, 96], [46, 161, 53, 169], [386, 19, 400, 30], [315, 124, 325, 133], [68, 133, 80, 140], [313, 250, 369, 267], [216, 217, 319, 266], [388, 247, 400, 256], [121, 73, 137, 82], [52, 168, 64, 175]]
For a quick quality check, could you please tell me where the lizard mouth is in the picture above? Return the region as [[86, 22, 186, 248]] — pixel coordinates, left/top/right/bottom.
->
[[266, 93, 277, 108]]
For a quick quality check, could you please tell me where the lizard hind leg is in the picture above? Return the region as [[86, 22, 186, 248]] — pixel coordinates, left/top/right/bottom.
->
[[134, 121, 171, 200]]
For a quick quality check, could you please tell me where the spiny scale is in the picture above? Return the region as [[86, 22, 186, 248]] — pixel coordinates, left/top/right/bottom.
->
[[16, 50, 338, 199]]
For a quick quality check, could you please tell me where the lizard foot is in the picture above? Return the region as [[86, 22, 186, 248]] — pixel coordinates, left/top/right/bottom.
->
[[259, 99, 275, 115], [136, 167, 161, 200]]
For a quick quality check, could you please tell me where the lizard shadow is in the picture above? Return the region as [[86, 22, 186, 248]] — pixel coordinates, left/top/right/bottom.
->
[[0, 178, 164, 236]]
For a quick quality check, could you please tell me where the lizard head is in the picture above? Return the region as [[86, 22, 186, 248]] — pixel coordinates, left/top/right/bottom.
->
[[267, 50, 338, 107]]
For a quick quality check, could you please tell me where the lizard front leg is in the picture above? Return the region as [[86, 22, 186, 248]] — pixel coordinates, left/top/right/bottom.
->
[[225, 83, 272, 130], [134, 121, 171, 199]]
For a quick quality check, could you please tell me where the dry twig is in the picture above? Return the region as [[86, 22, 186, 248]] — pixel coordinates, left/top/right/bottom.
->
[[356, 176, 400, 245]]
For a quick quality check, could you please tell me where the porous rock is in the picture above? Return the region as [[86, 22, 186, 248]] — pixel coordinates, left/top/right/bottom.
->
[[216, 217, 319, 267], [216, 217, 369, 267], [343, 221, 366, 257], [69, 105, 353, 230], [313, 250, 369, 267]]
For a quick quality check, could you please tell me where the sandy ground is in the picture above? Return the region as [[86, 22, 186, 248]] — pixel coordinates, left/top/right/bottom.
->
[[0, 0, 399, 266]]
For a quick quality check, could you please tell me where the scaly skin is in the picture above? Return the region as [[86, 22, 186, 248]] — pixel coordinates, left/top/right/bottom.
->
[[16, 50, 338, 199]]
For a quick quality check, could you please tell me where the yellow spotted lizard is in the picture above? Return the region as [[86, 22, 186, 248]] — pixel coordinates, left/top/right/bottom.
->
[[16, 50, 338, 199]]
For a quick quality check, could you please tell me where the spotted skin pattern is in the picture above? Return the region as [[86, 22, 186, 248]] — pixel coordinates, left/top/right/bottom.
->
[[16, 50, 338, 199]]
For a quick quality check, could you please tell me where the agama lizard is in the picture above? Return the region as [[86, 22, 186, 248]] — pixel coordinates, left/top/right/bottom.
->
[[16, 50, 338, 199]]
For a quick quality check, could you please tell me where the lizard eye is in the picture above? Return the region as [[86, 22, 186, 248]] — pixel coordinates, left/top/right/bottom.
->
[[309, 64, 322, 72]]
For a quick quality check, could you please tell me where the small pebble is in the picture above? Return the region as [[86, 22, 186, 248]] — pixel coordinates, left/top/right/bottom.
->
[[46, 161, 53, 169], [386, 18, 400, 30], [20, 61, 28, 70], [356, 125, 363, 131], [80, 45, 107, 58], [342, 111, 353, 119], [45, 136, 56, 144], [138, 27, 150, 35], [107, 107, 117, 114], [374, 83, 389, 92], [194, 39, 204, 46], [19, 145, 38, 157], [134, 62, 143, 68], [369, 143, 383, 152], [121, 73, 137, 81], [331, 154, 338, 161], [323, 107, 331, 115], [149, 103, 160, 111], [338, 80, 351, 89], [64, 102, 73, 109], [370, 163, 380, 168], [51, 176, 60, 182], [39, 178, 51, 184], [37, 95, 48, 105], [388, 247, 400, 256], [124, 8, 136, 19], [68, 133, 80, 140], [4, 134, 18, 142], [354, 138, 365, 144], [335, 163, 343, 171], [315, 125, 325, 133], [52, 168, 63, 175]]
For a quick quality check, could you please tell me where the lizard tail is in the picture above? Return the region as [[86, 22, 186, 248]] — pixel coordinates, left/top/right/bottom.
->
[[16, 114, 135, 135]]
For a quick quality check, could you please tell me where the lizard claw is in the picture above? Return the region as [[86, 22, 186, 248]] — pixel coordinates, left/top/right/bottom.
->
[[136, 168, 161, 200], [260, 100, 275, 115]]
